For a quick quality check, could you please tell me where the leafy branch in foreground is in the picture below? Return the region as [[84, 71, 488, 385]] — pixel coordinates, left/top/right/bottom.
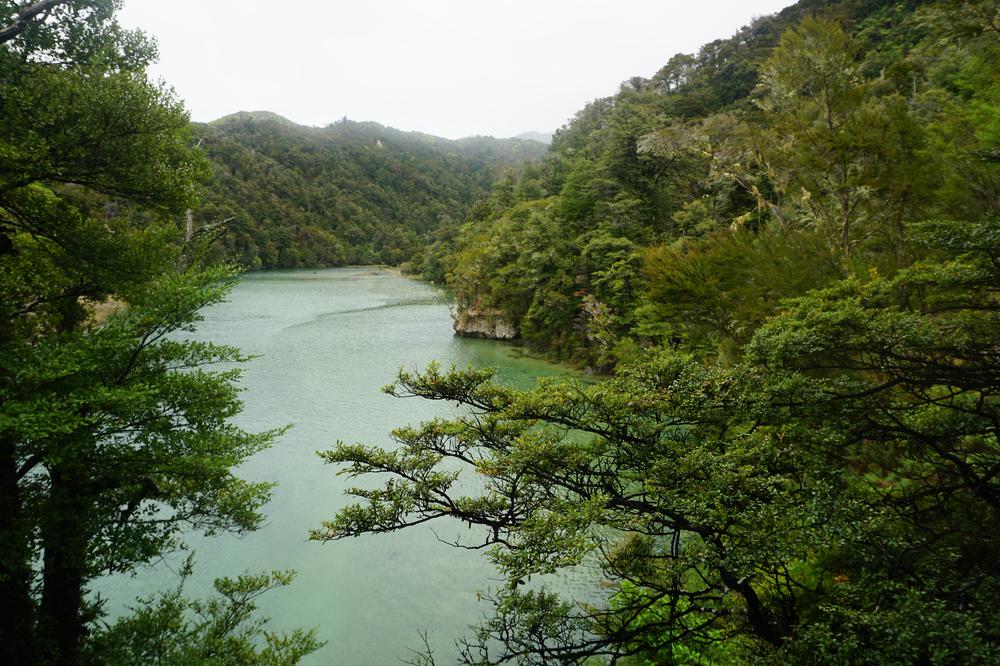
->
[[315, 216, 1000, 664], [86, 556, 324, 665]]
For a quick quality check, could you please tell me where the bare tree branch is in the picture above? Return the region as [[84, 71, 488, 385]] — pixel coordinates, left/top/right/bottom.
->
[[0, 0, 69, 44]]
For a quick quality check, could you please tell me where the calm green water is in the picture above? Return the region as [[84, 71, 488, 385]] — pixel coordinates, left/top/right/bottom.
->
[[100, 267, 578, 664]]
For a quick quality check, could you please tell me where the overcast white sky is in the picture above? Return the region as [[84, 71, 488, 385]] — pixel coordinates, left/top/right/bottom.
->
[[117, 0, 793, 139]]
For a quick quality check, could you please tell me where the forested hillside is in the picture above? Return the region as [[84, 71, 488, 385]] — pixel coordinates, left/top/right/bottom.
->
[[193, 112, 546, 268], [419, 0, 997, 371], [324, 0, 1000, 663], [6, 0, 1000, 662]]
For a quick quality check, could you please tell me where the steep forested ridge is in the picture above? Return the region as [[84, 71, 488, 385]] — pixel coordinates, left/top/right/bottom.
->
[[193, 112, 546, 268], [419, 0, 997, 371]]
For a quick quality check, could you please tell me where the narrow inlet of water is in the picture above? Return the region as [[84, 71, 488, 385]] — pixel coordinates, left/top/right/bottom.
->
[[98, 267, 581, 665]]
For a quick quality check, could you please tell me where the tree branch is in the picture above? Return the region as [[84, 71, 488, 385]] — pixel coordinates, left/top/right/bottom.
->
[[0, 0, 70, 44]]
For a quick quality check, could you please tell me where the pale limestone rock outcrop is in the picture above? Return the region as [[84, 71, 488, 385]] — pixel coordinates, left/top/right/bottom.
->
[[452, 307, 518, 340]]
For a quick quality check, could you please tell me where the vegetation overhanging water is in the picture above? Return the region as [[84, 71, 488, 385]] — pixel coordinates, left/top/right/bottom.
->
[[97, 267, 580, 665]]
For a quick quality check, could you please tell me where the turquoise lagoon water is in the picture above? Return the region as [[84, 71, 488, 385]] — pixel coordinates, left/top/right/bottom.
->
[[99, 267, 580, 665]]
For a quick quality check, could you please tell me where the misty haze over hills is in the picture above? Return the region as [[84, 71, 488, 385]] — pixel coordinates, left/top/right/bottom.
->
[[513, 131, 553, 144], [210, 111, 555, 146]]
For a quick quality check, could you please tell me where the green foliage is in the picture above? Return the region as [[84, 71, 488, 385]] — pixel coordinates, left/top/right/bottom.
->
[[319, 214, 1000, 664], [86, 557, 324, 665], [0, 3, 309, 663], [317, 2, 1000, 663], [753, 16, 933, 263], [643, 228, 842, 356], [427, 0, 975, 369], [193, 113, 546, 269]]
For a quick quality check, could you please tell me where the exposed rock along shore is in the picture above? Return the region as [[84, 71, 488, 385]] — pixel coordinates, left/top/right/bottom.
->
[[452, 306, 518, 340]]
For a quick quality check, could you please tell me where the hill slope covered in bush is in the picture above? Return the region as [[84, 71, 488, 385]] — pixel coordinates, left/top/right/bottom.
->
[[193, 112, 546, 268]]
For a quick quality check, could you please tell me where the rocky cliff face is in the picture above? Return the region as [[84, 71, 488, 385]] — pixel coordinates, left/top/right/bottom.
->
[[453, 307, 518, 340]]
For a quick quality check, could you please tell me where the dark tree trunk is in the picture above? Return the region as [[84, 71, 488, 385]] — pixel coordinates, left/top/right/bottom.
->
[[39, 467, 90, 665], [718, 567, 787, 647], [0, 436, 38, 664]]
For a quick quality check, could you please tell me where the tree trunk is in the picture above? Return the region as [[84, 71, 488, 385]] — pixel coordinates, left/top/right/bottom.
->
[[39, 467, 90, 665], [718, 567, 786, 646], [0, 436, 38, 664]]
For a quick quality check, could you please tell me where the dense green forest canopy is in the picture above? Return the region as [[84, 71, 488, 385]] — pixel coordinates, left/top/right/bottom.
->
[[194, 112, 547, 269], [4, 0, 1000, 663], [415, 0, 999, 371], [320, 0, 1000, 663]]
